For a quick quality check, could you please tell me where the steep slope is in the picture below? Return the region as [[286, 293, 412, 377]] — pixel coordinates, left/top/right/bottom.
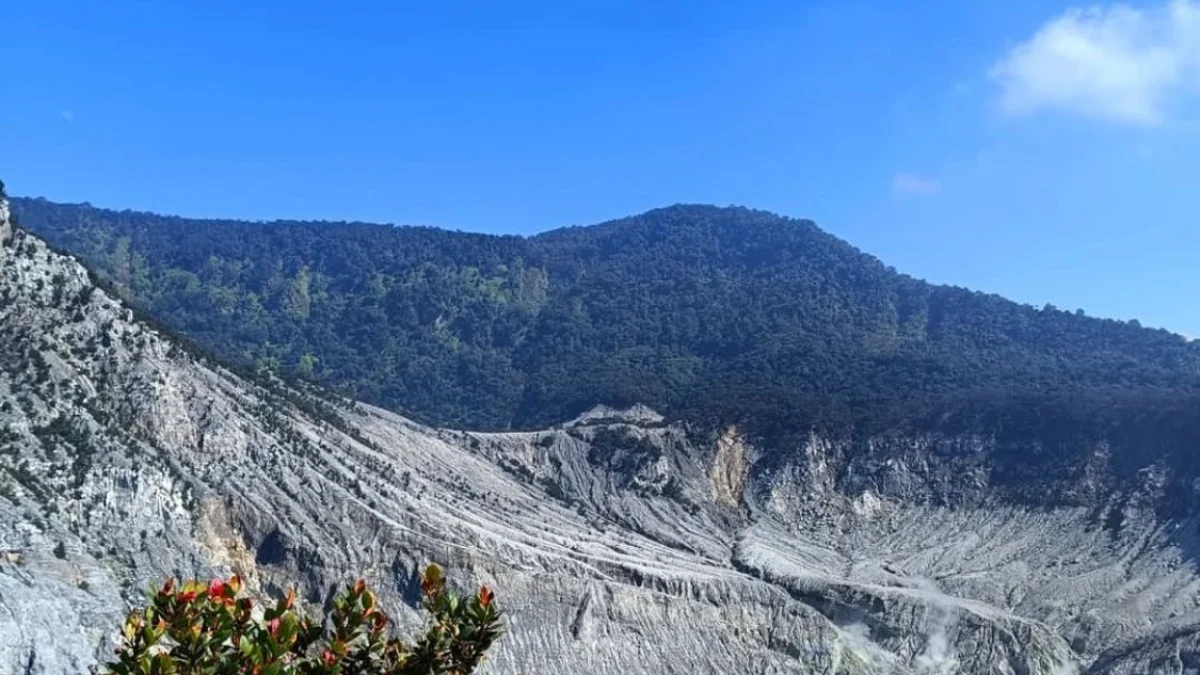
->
[[13, 197, 1200, 437], [7, 198, 1200, 673]]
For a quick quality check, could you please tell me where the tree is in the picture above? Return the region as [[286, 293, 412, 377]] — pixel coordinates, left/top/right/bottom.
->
[[104, 564, 503, 675]]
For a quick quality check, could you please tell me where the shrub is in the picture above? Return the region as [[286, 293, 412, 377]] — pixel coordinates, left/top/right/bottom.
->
[[104, 564, 502, 674]]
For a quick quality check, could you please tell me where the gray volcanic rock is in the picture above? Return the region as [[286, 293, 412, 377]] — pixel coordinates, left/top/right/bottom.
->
[[0, 198, 11, 257], [2, 196, 1200, 674]]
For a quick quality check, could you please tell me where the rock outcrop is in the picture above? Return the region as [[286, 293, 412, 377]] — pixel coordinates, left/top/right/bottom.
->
[[0, 197, 11, 258], [3, 196, 1200, 674]]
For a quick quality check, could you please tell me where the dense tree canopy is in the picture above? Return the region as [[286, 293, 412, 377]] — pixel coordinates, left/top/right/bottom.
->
[[13, 197, 1200, 444]]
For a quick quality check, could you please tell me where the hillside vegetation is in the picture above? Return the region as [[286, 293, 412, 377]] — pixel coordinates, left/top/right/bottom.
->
[[14, 197, 1200, 444]]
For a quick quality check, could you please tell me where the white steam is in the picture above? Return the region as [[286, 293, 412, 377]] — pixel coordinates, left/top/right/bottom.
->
[[911, 577, 960, 673]]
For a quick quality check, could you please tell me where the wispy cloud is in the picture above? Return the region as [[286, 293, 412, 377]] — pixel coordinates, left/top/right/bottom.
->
[[61, 110, 75, 123], [892, 173, 942, 195], [990, 0, 1200, 126]]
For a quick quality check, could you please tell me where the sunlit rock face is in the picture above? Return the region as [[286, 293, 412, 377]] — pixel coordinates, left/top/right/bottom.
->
[[3, 196, 1200, 674]]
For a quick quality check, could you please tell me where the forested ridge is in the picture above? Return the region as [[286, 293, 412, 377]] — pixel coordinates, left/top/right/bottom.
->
[[13, 196, 1200, 444]]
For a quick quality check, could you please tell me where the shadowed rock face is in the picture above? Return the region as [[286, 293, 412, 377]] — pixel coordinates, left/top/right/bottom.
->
[[3, 198, 1200, 675]]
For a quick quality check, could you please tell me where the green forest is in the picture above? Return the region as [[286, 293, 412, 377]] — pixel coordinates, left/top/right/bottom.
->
[[13, 197, 1200, 448]]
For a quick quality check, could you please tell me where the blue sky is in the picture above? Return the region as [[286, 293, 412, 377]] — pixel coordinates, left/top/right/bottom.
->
[[4, 0, 1200, 335]]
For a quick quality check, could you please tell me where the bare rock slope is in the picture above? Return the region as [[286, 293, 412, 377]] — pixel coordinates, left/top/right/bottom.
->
[[2, 197, 1200, 674]]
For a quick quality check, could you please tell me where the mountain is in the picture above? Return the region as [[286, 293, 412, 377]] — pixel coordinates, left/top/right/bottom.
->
[[2, 192, 838, 673], [8, 191, 1200, 673]]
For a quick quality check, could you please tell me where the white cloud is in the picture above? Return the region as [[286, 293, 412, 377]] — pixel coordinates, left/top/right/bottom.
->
[[990, 0, 1200, 126], [60, 110, 74, 123], [892, 173, 942, 195]]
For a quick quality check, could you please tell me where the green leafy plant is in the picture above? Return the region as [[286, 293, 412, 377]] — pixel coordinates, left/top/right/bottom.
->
[[104, 564, 502, 675]]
